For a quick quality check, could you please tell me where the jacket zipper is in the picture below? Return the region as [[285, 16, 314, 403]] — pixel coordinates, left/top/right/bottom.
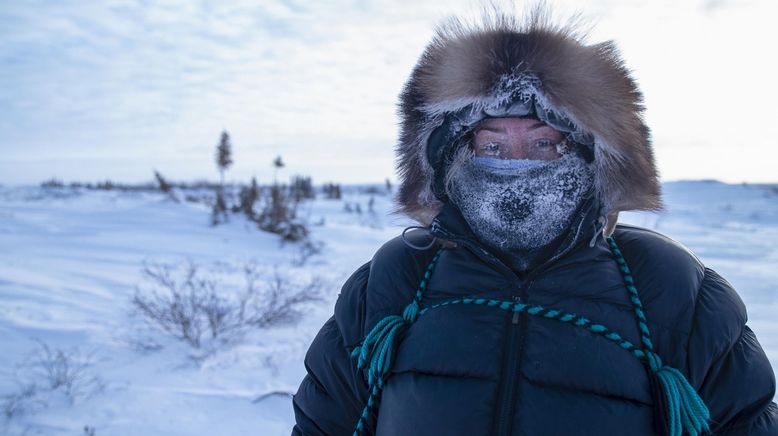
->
[[497, 293, 523, 436], [431, 216, 601, 435], [444, 237, 543, 436], [497, 281, 535, 436]]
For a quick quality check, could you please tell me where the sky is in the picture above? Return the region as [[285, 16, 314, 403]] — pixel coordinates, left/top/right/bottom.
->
[[1, 0, 776, 186]]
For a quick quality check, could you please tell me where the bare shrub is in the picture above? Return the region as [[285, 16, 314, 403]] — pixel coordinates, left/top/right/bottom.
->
[[343, 202, 364, 215], [210, 189, 229, 226], [243, 266, 322, 327], [132, 262, 229, 348], [154, 170, 179, 203], [291, 239, 325, 267], [255, 184, 311, 242], [290, 175, 315, 201], [1, 342, 103, 421], [32, 343, 103, 401], [132, 261, 323, 355], [40, 178, 65, 188], [95, 180, 115, 190], [2, 382, 42, 420], [322, 182, 342, 199], [154, 170, 173, 193], [360, 185, 384, 195], [237, 177, 260, 219]]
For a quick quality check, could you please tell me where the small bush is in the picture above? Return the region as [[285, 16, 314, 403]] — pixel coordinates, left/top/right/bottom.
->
[[343, 202, 362, 214], [322, 183, 342, 199], [360, 185, 383, 195], [2, 382, 42, 420], [95, 180, 115, 190], [291, 239, 325, 267], [210, 189, 229, 226], [237, 177, 260, 219], [132, 261, 322, 356], [40, 178, 65, 188], [154, 170, 173, 193], [2, 342, 103, 421], [255, 184, 312, 242], [243, 266, 323, 328], [32, 343, 103, 401], [290, 175, 315, 201]]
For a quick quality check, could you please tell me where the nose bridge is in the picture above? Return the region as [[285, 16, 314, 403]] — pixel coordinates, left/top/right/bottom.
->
[[512, 142, 531, 159], [506, 125, 531, 159]]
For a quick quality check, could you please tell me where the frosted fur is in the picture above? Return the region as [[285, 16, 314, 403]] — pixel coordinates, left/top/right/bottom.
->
[[448, 154, 594, 250], [395, 5, 662, 231], [425, 72, 592, 148]]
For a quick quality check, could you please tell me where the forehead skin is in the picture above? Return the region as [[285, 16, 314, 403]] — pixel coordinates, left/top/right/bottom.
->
[[474, 117, 557, 135]]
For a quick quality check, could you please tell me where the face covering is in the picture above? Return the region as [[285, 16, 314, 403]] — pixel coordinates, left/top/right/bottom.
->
[[448, 153, 594, 251]]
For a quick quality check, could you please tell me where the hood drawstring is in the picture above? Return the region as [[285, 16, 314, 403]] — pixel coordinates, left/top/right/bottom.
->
[[401, 225, 438, 251], [589, 215, 607, 248]]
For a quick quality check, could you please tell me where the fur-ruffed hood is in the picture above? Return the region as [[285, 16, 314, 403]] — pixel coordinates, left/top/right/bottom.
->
[[394, 7, 662, 236]]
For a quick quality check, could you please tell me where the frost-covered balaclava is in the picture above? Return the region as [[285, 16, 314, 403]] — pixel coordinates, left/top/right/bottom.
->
[[448, 153, 594, 251]]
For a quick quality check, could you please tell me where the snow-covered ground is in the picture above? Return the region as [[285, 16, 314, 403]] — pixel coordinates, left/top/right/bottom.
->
[[0, 181, 777, 435]]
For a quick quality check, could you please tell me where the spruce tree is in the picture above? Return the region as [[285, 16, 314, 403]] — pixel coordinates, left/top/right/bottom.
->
[[272, 155, 284, 185], [215, 130, 233, 188], [212, 130, 233, 225]]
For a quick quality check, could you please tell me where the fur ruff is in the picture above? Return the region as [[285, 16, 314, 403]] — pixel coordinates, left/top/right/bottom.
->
[[394, 6, 662, 235]]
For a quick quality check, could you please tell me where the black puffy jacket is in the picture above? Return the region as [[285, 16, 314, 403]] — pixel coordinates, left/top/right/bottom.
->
[[292, 202, 778, 435]]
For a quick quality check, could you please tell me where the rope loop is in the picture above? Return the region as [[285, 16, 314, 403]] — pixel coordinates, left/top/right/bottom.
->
[[401, 226, 437, 250]]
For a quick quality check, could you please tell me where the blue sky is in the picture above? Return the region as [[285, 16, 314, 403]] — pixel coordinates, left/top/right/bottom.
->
[[1, 0, 776, 185]]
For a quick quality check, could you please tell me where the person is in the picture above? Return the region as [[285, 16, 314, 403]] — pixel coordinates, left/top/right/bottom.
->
[[291, 6, 778, 436]]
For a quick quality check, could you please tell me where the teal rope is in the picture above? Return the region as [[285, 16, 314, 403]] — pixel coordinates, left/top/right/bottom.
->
[[419, 297, 648, 360], [607, 237, 710, 436], [350, 239, 711, 436], [350, 249, 443, 436]]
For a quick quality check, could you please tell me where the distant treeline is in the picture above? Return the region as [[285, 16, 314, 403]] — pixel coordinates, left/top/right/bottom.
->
[[38, 176, 393, 197]]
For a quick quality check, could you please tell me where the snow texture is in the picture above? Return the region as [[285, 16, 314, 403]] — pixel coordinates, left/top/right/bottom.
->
[[0, 181, 777, 435], [449, 153, 594, 250]]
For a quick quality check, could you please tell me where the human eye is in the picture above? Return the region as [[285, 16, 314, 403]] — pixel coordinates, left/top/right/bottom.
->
[[478, 141, 502, 156], [533, 138, 554, 149]]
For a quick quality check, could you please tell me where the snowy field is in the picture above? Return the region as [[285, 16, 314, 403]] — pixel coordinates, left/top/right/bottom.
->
[[1, 181, 777, 435]]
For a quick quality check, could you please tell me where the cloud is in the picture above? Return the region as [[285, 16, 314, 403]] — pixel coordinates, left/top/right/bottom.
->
[[1, 0, 776, 185]]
